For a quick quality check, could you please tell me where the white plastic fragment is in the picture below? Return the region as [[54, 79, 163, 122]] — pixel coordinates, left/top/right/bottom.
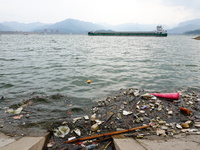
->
[[168, 110, 173, 115], [176, 124, 182, 129], [141, 93, 157, 100], [68, 137, 76, 141], [83, 115, 89, 120], [95, 119, 103, 125], [90, 114, 96, 121], [72, 117, 82, 123], [133, 89, 140, 96], [194, 122, 200, 128], [139, 110, 145, 114], [156, 129, 166, 136], [73, 128, 81, 136], [181, 129, 198, 133], [122, 110, 132, 115]]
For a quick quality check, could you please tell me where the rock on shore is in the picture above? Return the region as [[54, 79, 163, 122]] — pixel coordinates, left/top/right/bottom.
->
[[194, 36, 200, 40]]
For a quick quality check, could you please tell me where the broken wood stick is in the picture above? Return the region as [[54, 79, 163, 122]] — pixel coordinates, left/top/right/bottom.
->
[[64, 124, 150, 143]]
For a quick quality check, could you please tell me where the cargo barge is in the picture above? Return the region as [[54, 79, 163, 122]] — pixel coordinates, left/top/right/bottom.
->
[[88, 25, 167, 37]]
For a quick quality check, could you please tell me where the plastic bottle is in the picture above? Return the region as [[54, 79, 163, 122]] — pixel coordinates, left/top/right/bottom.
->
[[84, 144, 98, 150]]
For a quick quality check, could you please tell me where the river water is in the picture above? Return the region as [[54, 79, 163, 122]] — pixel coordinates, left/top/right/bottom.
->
[[0, 34, 200, 123]]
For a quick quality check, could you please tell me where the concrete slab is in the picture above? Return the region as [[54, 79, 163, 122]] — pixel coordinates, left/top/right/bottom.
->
[[113, 138, 146, 150], [0, 132, 16, 147], [137, 134, 200, 150], [1, 137, 45, 150], [113, 135, 146, 150], [113, 133, 200, 150], [0, 132, 49, 150]]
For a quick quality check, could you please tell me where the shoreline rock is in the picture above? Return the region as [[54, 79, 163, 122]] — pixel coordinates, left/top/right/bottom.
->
[[193, 36, 200, 40]]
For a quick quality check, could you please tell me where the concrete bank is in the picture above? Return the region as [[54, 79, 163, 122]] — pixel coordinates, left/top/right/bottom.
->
[[0, 132, 49, 150], [113, 133, 200, 150], [1, 132, 200, 150]]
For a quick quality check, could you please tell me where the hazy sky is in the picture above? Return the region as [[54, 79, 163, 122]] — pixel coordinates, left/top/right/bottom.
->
[[1, 0, 200, 27]]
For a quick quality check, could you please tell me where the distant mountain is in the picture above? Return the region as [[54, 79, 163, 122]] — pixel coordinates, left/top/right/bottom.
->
[[34, 19, 106, 34], [4, 18, 198, 34], [0, 23, 13, 31], [168, 19, 200, 34], [35, 19, 162, 34], [1, 21, 47, 31], [184, 29, 200, 34]]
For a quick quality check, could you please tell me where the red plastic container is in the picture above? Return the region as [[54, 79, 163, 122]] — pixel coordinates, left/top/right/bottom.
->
[[150, 92, 180, 100]]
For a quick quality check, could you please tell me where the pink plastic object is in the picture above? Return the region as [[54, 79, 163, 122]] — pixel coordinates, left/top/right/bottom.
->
[[150, 92, 180, 100]]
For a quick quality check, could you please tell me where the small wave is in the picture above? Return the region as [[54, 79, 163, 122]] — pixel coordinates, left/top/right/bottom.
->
[[0, 58, 19, 61], [0, 83, 14, 89]]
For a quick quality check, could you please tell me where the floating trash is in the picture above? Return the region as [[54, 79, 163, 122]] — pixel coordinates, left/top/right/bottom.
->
[[68, 136, 76, 141], [47, 140, 55, 148], [194, 122, 200, 128], [73, 128, 81, 136], [141, 93, 156, 100], [133, 89, 140, 97], [91, 123, 99, 131], [176, 124, 182, 129], [83, 115, 89, 120], [54, 126, 70, 138], [180, 107, 191, 115], [156, 129, 166, 136], [87, 80, 91, 84], [182, 123, 189, 128], [123, 110, 132, 115], [168, 110, 173, 115], [150, 92, 180, 100], [5, 88, 197, 150], [73, 117, 82, 123], [13, 114, 23, 119], [90, 114, 96, 121], [5, 107, 23, 114]]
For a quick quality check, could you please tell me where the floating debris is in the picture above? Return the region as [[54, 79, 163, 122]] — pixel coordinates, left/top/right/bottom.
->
[[54, 126, 70, 138], [87, 80, 91, 84], [83, 115, 89, 120], [90, 114, 96, 121], [68, 136, 76, 141], [180, 107, 191, 115], [141, 93, 156, 100], [4, 88, 198, 150], [194, 122, 200, 128], [73, 117, 82, 123], [46, 140, 55, 148], [13, 114, 23, 119], [5, 107, 23, 114], [122, 110, 132, 115], [168, 110, 173, 115], [176, 124, 182, 129], [150, 92, 180, 100], [73, 128, 81, 136], [156, 129, 166, 136], [133, 89, 140, 97], [91, 123, 99, 131], [182, 123, 190, 128]]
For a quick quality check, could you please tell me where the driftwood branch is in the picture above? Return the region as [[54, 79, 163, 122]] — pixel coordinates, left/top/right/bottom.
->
[[64, 124, 150, 143]]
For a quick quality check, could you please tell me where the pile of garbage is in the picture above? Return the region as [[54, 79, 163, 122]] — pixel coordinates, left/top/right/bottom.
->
[[44, 88, 200, 150]]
